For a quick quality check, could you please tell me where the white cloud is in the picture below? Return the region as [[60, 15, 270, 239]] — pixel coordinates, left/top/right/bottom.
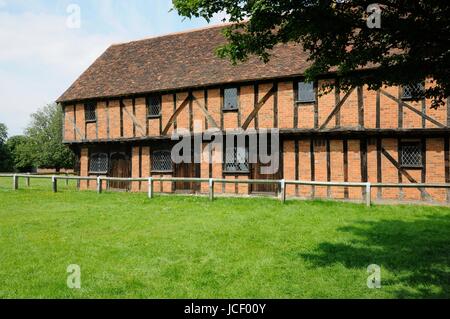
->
[[0, 10, 124, 136], [0, 11, 121, 75]]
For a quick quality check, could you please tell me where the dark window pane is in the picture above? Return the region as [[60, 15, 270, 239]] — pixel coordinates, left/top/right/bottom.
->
[[225, 146, 249, 172], [85, 102, 97, 122], [401, 143, 422, 168], [298, 81, 315, 103], [401, 83, 425, 100], [147, 95, 161, 117], [152, 151, 173, 172], [224, 88, 238, 110], [89, 153, 108, 173]]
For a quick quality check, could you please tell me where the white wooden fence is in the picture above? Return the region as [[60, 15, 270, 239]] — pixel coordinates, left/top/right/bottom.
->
[[1, 173, 450, 207]]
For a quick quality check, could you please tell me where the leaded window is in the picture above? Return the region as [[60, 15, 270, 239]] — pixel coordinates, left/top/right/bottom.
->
[[147, 95, 161, 117], [152, 151, 173, 172], [85, 102, 97, 122], [224, 146, 250, 173], [400, 142, 422, 168], [297, 81, 316, 103], [223, 88, 238, 110], [89, 153, 108, 173], [401, 83, 425, 100]]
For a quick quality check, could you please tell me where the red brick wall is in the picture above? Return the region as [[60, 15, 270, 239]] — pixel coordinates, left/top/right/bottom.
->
[[161, 94, 175, 136], [97, 101, 108, 140], [278, 81, 294, 129], [257, 83, 275, 128], [330, 140, 345, 199], [135, 98, 147, 138], [426, 138, 446, 202], [64, 78, 448, 137], [63, 105, 75, 141]]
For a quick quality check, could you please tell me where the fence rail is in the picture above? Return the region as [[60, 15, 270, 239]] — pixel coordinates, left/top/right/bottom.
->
[[2, 173, 450, 206]]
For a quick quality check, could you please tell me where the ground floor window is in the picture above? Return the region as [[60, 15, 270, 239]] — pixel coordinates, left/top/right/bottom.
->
[[224, 146, 250, 173], [89, 153, 108, 173], [152, 150, 173, 172], [400, 141, 423, 168]]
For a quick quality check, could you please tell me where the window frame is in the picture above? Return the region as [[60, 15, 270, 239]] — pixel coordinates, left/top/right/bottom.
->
[[401, 82, 425, 101], [222, 87, 239, 112], [84, 102, 97, 123], [147, 94, 162, 118], [296, 81, 316, 104], [151, 150, 173, 173], [400, 141, 423, 169], [89, 153, 109, 174], [223, 144, 250, 174]]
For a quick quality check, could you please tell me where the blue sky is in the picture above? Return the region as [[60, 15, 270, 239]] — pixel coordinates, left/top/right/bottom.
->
[[0, 0, 226, 136]]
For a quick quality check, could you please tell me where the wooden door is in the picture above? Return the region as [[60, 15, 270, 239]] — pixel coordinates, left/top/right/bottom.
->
[[174, 162, 200, 193], [251, 161, 281, 195], [110, 153, 131, 190]]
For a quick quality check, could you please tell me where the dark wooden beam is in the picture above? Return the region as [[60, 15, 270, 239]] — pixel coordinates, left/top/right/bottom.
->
[[380, 89, 446, 128], [242, 84, 275, 130], [381, 147, 431, 199], [320, 87, 356, 129], [358, 86, 364, 128], [376, 90, 380, 129], [162, 95, 190, 135]]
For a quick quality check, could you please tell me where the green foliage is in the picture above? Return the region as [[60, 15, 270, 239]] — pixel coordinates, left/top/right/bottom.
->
[[173, 0, 450, 107], [0, 123, 12, 172], [0, 178, 449, 298], [0, 123, 7, 144], [25, 103, 74, 170], [6, 136, 34, 172]]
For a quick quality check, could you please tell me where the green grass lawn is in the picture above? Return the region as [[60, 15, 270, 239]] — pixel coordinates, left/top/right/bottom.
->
[[0, 177, 449, 299]]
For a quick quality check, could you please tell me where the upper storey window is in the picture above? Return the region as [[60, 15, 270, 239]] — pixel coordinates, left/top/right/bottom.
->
[[84, 102, 97, 122], [147, 95, 161, 118], [297, 81, 316, 103], [401, 83, 425, 100], [223, 87, 239, 111]]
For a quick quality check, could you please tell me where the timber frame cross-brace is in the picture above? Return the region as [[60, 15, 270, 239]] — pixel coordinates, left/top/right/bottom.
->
[[381, 147, 432, 200], [379, 89, 446, 128], [162, 85, 277, 135], [162, 93, 220, 135]]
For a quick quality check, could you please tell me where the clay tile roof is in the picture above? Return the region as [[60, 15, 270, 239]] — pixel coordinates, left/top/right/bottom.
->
[[57, 24, 311, 103]]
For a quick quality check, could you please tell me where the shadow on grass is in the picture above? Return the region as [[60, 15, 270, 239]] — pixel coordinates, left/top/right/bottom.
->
[[301, 214, 450, 298]]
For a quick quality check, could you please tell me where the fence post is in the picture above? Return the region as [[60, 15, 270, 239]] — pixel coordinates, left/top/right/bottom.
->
[[148, 177, 153, 199], [209, 178, 214, 201], [280, 179, 286, 203], [366, 182, 371, 207], [13, 174, 18, 190], [52, 176, 57, 193], [26, 173, 30, 187], [97, 176, 102, 194], [65, 173, 69, 186]]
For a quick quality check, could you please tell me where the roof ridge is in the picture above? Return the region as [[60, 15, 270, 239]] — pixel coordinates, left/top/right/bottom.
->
[[110, 22, 235, 47]]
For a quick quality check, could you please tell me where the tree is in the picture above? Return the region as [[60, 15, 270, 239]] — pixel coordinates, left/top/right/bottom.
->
[[6, 136, 34, 172], [0, 123, 12, 172], [25, 104, 74, 171], [173, 0, 450, 107]]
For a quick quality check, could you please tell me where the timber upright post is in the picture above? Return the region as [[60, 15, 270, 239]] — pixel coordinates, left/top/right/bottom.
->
[[366, 182, 371, 207], [97, 176, 102, 194], [26, 173, 30, 187], [280, 179, 286, 203], [209, 178, 214, 201], [13, 174, 18, 190], [148, 177, 154, 199], [52, 176, 57, 193]]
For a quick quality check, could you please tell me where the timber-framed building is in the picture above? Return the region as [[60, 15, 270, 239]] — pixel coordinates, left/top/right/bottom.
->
[[57, 25, 450, 204]]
